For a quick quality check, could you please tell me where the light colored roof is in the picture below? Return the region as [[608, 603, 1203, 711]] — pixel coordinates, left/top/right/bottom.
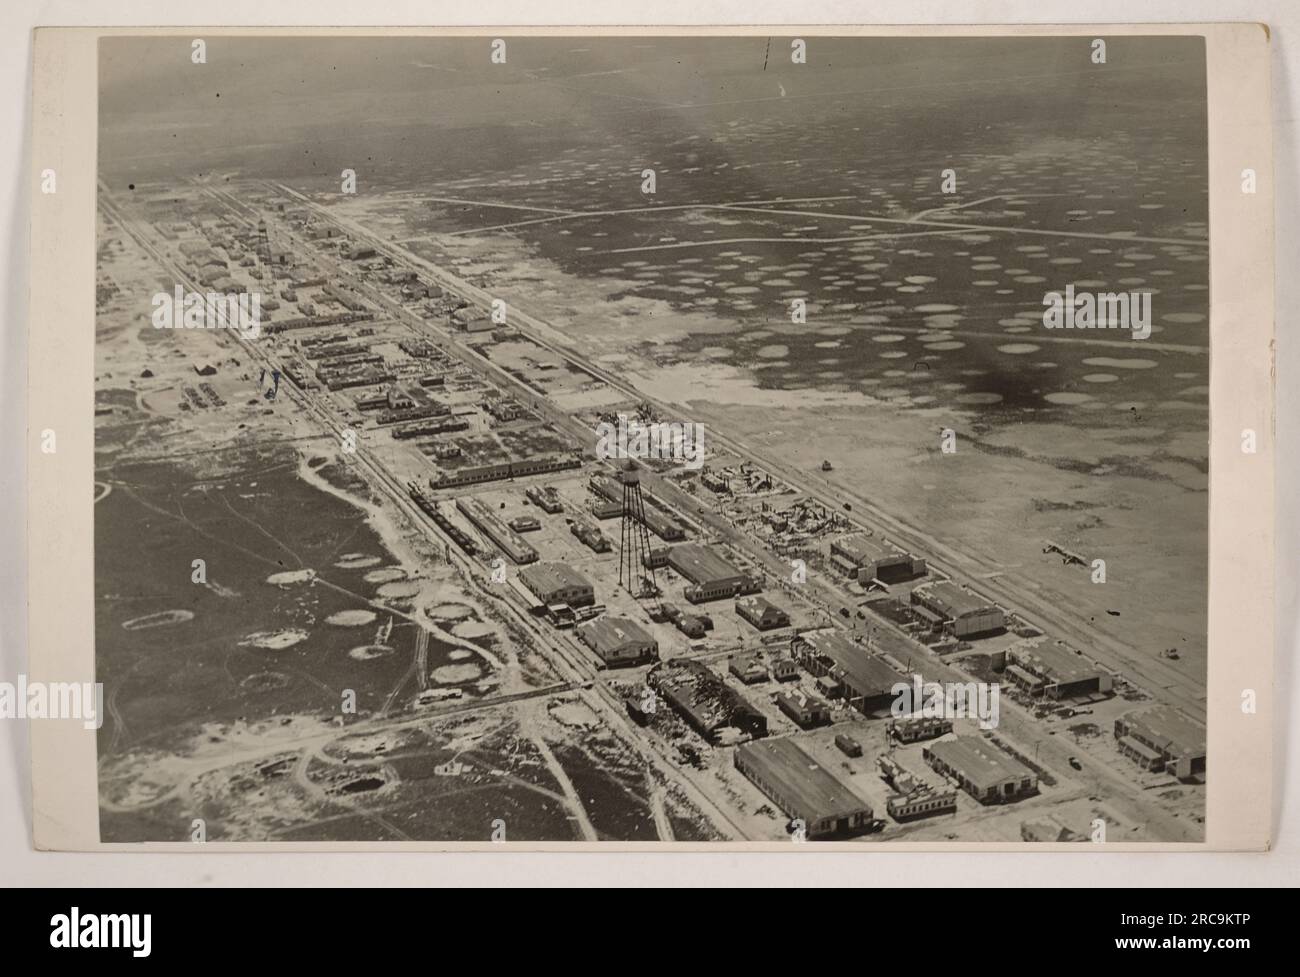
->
[[914, 580, 997, 618], [1122, 706, 1206, 758], [578, 615, 654, 652], [667, 543, 744, 586], [736, 738, 871, 823], [519, 561, 591, 596], [1011, 644, 1100, 685], [926, 736, 1035, 791], [800, 630, 902, 698], [833, 533, 908, 565], [1118, 736, 1164, 763]]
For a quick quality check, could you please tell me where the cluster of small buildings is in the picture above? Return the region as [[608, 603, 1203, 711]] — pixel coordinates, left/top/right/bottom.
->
[[297, 332, 397, 391], [526, 485, 564, 513], [757, 497, 847, 544], [661, 603, 714, 640], [877, 754, 958, 821], [569, 518, 611, 553], [727, 653, 797, 685], [483, 397, 529, 424]]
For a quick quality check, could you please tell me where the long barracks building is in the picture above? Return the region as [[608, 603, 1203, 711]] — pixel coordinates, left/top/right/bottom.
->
[[588, 474, 687, 541], [735, 738, 874, 838], [431, 454, 581, 489], [455, 497, 538, 566]]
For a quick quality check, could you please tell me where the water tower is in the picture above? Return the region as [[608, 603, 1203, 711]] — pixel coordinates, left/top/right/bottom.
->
[[617, 461, 659, 601]]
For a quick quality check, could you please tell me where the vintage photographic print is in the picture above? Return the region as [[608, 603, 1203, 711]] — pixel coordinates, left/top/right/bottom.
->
[[88, 33, 1216, 845]]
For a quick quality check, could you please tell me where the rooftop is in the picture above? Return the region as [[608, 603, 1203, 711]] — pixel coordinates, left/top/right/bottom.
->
[[736, 738, 872, 822], [776, 689, 829, 711], [914, 580, 997, 618], [800, 630, 903, 698], [578, 615, 654, 652], [834, 532, 908, 565], [926, 735, 1035, 791], [667, 543, 745, 586], [658, 660, 761, 735], [519, 561, 591, 596], [1011, 644, 1101, 685], [1121, 706, 1206, 758]]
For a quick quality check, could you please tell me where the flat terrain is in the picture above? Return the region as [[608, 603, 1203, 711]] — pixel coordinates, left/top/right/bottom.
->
[[94, 35, 1209, 843]]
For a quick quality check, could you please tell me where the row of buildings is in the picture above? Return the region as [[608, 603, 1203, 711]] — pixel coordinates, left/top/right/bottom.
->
[[828, 532, 1007, 641], [732, 730, 1040, 839]]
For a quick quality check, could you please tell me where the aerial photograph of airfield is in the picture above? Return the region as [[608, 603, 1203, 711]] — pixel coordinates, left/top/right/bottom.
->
[[93, 35, 1209, 842]]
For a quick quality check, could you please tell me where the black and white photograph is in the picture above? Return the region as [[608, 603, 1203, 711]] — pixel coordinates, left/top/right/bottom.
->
[[88, 33, 1217, 844]]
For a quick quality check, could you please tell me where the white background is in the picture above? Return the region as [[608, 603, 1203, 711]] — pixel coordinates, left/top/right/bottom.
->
[[1, 0, 1294, 887]]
